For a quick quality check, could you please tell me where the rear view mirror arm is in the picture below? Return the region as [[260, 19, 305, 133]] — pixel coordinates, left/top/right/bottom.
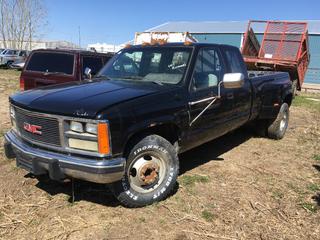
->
[[189, 81, 223, 126]]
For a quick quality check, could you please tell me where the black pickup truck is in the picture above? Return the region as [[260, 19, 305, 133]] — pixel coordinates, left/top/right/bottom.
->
[[4, 43, 292, 207]]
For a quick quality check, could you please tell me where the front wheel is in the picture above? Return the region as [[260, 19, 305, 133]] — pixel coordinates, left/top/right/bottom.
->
[[6, 61, 13, 68], [110, 135, 179, 208]]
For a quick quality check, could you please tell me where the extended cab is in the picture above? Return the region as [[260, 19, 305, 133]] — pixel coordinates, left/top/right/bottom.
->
[[4, 43, 292, 207], [20, 49, 114, 90]]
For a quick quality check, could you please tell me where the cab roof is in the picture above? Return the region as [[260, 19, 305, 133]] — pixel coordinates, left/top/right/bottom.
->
[[127, 42, 238, 50], [31, 48, 114, 56]]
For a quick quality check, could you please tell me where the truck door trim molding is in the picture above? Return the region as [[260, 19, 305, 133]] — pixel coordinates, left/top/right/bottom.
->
[[189, 81, 223, 126], [189, 97, 218, 126], [188, 96, 216, 106]]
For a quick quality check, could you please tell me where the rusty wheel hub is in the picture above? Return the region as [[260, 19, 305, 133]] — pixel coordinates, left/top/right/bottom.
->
[[139, 162, 159, 185], [128, 154, 167, 193]]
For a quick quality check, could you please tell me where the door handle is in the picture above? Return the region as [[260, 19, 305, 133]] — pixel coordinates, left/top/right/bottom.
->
[[227, 93, 234, 99]]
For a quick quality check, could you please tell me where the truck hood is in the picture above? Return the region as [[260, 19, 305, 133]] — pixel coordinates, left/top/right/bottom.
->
[[10, 80, 158, 118]]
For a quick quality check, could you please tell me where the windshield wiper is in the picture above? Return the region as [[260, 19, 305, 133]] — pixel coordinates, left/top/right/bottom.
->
[[94, 75, 111, 80], [121, 76, 143, 80], [149, 81, 163, 86]]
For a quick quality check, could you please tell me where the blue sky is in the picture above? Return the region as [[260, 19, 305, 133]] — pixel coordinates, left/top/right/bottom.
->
[[44, 0, 319, 46]]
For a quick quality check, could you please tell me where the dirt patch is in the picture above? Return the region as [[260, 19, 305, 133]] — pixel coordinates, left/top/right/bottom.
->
[[0, 70, 319, 240]]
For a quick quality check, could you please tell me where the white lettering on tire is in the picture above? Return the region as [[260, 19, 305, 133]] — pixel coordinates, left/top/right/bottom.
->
[[125, 145, 175, 202], [134, 145, 168, 156], [153, 168, 174, 199]]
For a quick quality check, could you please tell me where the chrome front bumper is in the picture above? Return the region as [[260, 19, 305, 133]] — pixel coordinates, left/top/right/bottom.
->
[[4, 130, 125, 184]]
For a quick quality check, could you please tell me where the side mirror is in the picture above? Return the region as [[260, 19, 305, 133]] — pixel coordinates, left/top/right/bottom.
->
[[222, 73, 244, 89], [84, 67, 92, 79]]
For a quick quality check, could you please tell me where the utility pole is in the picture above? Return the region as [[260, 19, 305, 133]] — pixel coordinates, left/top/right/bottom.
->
[[78, 26, 81, 48], [29, 12, 32, 50]]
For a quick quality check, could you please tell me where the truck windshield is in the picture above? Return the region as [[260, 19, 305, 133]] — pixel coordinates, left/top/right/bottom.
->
[[98, 47, 192, 85]]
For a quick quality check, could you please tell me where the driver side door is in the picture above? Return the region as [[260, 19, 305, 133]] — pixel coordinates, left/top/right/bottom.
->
[[185, 47, 235, 149]]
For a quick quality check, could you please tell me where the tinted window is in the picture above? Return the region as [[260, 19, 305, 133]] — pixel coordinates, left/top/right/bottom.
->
[[82, 56, 103, 76], [26, 52, 74, 74], [193, 48, 224, 90], [224, 48, 245, 74], [19, 51, 27, 57], [5, 50, 18, 55]]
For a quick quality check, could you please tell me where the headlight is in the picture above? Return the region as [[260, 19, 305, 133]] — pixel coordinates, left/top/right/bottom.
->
[[66, 121, 111, 155], [70, 121, 84, 133], [68, 138, 98, 152], [85, 123, 97, 135]]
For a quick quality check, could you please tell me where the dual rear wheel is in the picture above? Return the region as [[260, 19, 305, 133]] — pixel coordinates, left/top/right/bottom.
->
[[254, 102, 290, 140]]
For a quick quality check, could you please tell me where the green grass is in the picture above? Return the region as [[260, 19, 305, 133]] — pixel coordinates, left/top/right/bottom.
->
[[287, 182, 306, 196], [201, 210, 215, 222], [300, 202, 318, 213], [292, 95, 320, 112], [0, 130, 4, 137], [272, 189, 284, 200], [179, 174, 210, 188], [307, 183, 320, 192], [0, 69, 20, 93], [159, 218, 165, 225], [313, 154, 320, 161]]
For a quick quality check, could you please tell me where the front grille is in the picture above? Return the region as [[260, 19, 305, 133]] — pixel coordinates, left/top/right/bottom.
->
[[15, 107, 61, 147]]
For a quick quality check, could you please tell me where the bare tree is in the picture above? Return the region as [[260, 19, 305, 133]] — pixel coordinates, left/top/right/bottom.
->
[[0, 0, 47, 50]]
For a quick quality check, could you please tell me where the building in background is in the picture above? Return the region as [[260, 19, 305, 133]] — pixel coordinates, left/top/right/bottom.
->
[[87, 43, 122, 53], [0, 40, 79, 51], [145, 20, 320, 84]]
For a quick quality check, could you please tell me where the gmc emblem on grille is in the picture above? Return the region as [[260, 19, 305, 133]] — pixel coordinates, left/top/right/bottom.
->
[[23, 122, 42, 135]]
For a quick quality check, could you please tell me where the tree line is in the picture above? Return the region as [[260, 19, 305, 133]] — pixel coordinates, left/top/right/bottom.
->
[[0, 0, 47, 50]]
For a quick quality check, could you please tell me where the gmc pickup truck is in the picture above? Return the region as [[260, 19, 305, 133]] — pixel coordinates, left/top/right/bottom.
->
[[4, 43, 292, 207]]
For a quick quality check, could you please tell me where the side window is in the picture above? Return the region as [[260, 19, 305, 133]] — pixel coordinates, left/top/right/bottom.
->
[[149, 52, 161, 73], [193, 48, 224, 91], [82, 56, 103, 76], [224, 48, 245, 75], [26, 52, 74, 75]]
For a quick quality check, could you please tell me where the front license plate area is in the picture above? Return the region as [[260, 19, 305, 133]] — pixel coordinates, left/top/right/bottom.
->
[[16, 153, 34, 173]]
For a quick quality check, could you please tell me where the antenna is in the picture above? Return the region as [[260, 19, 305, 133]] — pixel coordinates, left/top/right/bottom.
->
[[78, 26, 81, 47]]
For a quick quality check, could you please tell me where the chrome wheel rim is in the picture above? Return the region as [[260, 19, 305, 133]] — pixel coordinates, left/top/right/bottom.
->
[[280, 111, 288, 132], [127, 153, 167, 193]]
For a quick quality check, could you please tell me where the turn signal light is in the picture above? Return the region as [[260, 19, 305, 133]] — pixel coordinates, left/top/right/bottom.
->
[[98, 123, 111, 155], [20, 76, 25, 91]]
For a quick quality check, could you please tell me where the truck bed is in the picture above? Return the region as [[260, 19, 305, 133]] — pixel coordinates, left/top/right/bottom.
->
[[241, 20, 310, 90], [248, 70, 287, 79]]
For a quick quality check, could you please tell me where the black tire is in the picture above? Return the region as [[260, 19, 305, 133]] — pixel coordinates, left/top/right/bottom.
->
[[110, 135, 179, 208], [6, 61, 13, 68], [266, 103, 289, 140]]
